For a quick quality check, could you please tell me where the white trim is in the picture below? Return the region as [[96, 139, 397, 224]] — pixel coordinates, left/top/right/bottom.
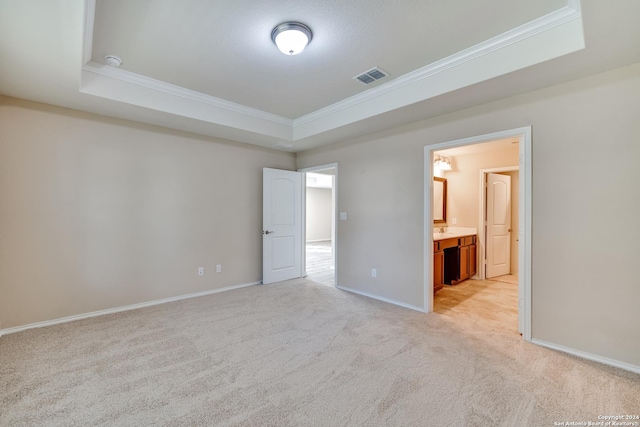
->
[[424, 151, 435, 313], [567, 0, 582, 14], [0, 282, 259, 337], [82, 0, 96, 66], [294, 4, 581, 127], [424, 127, 532, 342], [531, 339, 640, 375], [522, 129, 532, 342], [298, 163, 339, 172], [301, 173, 307, 278], [82, 62, 293, 127], [299, 163, 339, 287], [336, 285, 424, 313]]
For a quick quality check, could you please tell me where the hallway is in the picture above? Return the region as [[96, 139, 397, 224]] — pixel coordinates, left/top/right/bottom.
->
[[305, 241, 334, 286]]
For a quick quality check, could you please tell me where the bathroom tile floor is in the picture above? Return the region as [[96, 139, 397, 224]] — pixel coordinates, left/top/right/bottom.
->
[[490, 274, 519, 285], [434, 278, 519, 335]]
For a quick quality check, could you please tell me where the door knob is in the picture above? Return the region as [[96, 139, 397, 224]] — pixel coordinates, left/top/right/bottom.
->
[[263, 230, 274, 235]]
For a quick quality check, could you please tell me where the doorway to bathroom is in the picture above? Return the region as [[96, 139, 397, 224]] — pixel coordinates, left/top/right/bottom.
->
[[424, 127, 531, 341]]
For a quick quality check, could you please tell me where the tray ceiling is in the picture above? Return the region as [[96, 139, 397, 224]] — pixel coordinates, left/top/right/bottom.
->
[[90, 0, 566, 118], [2, 1, 639, 151]]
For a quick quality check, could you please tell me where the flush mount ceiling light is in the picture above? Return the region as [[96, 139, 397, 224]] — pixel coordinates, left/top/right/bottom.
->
[[434, 155, 453, 171], [271, 22, 312, 55]]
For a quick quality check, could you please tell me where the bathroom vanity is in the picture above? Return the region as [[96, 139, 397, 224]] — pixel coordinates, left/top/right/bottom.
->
[[433, 233, 477, 293]]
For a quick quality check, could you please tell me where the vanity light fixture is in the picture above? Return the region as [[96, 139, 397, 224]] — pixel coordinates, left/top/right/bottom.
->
[[434, 155, 453, 171], [271, 22, 312, 55]]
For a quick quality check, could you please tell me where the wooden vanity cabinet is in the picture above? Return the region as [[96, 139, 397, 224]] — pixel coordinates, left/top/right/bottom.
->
[[433, 237, 457, 293], [434, 250, 444, 293], [468, 243, 477, 277], [459, 245, 469, 281], [458, 236, 477, 282], [434, 235, 477, 291]]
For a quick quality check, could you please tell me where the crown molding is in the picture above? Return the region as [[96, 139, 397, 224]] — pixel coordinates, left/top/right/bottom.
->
[[82, 62, 293, 127], [567, 0, 581, 14], [80, 0, 584, 146], [294, 3, 582, 127]]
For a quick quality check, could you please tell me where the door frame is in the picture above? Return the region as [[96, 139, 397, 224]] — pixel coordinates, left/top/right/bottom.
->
[[298, 163, 338, 287], [423, 127, 532, 341], [478, 166, 518, 281]]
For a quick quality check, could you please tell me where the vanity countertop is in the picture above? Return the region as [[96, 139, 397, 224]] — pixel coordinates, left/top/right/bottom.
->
[[433, 227, 477, 241], [433, 232, 476, 241]]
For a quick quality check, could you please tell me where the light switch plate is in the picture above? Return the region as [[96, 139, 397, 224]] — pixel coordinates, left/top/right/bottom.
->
[[340, 212, 347, 220]]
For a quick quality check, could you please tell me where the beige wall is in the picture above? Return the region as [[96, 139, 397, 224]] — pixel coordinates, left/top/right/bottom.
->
[[2, 65, 639, 368], [0, 98, 295, 329], [443, 147, 519, 229], [297, 63, 640, 366], [306, 187, 332, 242]]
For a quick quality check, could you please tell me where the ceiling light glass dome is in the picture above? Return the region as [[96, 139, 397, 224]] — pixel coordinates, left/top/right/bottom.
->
[[271, 22, 312, 56]]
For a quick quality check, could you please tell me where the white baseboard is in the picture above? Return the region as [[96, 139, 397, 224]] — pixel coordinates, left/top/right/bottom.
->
[[0, 281, 260, 337], [336, 285, 425, 313], [305, 239, 331, 243], [531, 338, 640, 375]]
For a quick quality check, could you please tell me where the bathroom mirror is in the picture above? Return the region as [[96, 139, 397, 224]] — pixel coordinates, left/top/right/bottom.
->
[[433, 177, 447, 223]]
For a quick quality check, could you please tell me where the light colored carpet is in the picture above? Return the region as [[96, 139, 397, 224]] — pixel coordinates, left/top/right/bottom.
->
[[1, 279, 639, 426]]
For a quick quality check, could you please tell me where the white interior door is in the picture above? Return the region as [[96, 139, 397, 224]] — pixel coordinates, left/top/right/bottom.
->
[[263, 168, 303, 284], [486, 173, 511, 278]]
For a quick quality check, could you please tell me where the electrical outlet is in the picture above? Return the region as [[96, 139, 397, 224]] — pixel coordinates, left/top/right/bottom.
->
[[216, 265, 222, 273], [198, 267, 204, 276], [452, 218, 457, 225], [371, 268, 377, 278]]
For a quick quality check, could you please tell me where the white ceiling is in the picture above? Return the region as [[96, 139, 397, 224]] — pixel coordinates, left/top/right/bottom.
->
[[1, 1, 639, 152], [91, 0, 564, 118]]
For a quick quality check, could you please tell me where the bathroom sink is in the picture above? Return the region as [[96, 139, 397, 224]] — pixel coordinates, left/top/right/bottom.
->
[[433, 232, 458, 239], [433, 229, 478, 241]]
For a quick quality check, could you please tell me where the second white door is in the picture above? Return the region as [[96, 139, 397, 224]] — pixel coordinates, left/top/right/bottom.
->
[[486, 172, 511, 278]]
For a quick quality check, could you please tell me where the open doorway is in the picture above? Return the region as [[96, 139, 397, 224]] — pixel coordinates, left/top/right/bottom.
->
[[300, 165, 337, 286], [424, 127, 531, 341], [432, 142, 520, 334]]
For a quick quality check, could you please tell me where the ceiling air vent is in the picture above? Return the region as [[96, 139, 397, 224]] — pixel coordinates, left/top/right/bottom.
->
[[353, 67, 389, 85]]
